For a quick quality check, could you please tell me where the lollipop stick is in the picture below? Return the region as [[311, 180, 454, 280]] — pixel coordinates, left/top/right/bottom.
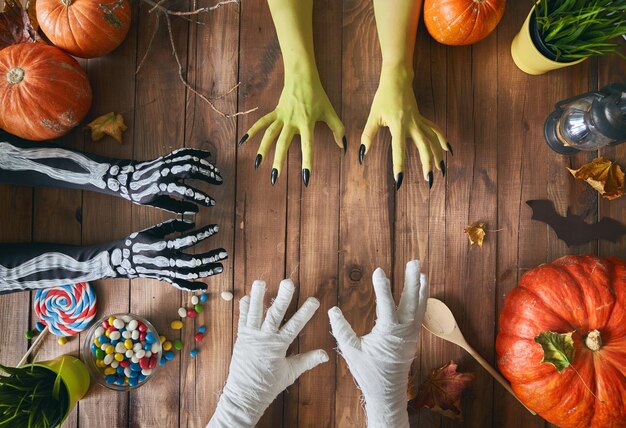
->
[[17, 327, 48, 367]]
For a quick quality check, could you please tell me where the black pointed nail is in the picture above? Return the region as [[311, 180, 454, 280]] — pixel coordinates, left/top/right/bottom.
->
[[440, 160, 446, 177], [254, 154, 262, 169], [447, 143, 453, 156], [395, 172, 404, 190], [359, 144, 366, 165], [238, 134, 249, 145], [342, 136, 348, 156], [427, 171, 434, 189], [271, 168, 278, 186], [302, 169, 310, 187]]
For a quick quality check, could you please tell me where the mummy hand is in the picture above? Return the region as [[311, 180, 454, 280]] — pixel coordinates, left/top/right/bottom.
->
[[208, 280, 328, 428], [109, 148, 223, 214], [110, 219, 227, 291], [328, 261, 429, 428]]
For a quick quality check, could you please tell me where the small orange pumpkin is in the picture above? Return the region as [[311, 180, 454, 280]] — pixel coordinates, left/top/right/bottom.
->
[[0, 43, 92, 141], [423, 0, 506, 46], [36, 0, 131, 58]]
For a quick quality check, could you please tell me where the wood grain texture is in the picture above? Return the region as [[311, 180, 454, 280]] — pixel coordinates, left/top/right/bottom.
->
[[0, 1, 624, 427]]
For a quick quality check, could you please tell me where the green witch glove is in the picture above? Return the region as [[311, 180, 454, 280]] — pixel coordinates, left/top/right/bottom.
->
[[361, 0, 450, 190], [239, 0, 346, 187]]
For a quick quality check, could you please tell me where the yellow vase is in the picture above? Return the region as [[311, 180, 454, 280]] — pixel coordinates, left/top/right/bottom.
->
[[32, 355, 91, 424], [511, 7, 586, 75]]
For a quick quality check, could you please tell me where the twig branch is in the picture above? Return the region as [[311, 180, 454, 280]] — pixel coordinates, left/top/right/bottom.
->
[[144, 0, 239, 15]]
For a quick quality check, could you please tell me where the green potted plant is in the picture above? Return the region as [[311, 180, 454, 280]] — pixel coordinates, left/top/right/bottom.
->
[[0, 355, 90, 427], [511, 0, 626, 75]]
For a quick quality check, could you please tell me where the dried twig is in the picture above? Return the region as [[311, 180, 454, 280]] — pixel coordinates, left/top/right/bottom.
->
[[143, 0, 239, 16]]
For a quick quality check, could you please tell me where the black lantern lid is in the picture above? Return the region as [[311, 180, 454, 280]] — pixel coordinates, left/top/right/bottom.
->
[[591, 83, 626, 141]]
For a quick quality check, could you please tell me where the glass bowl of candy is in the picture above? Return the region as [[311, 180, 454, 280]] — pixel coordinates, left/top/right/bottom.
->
[[82, 313, 163, 390]]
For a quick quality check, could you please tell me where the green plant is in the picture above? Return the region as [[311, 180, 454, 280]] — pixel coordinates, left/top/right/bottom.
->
[[533, 0, 626, 61], [0, 364, 69, 428]]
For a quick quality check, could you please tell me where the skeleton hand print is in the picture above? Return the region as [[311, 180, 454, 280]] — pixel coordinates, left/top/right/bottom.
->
[[0, 219, 226, 294], [110, 219, 226, 291], [0, 132, 222, 214]]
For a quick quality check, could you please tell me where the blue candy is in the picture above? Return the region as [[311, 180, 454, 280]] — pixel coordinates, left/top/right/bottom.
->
[[128, 377, 138, 387], [99, 335, 110, 344], [105, 375, 116, 385], [116, 366, 125, 375], [115, 377, 125, 386], [145, 333, 157, 344], [91, 343, 98, 355], [129, 370, 139, 379], [35, 322, 45, 332], [138, 374, 147, 381], [199, 294, 208, 303], [143, 343, 151, 351], [197, 326, 206, 334], [189, 349, 198, 358], [111, 340, 119, 346], [159, 357, 167, 366], [164, 351, 175, 361], [130, 363, 142, 372]]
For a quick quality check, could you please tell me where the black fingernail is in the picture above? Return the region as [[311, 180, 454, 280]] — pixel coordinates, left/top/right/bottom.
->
[[238, 134, 249, 145], [255, 154, 262, 169], [359, 144, 366, 165], [440, 160, 446, 177], [303, 169, 310, 187], [395, 172, 404, 190], [447, 143, 453, 156], [271, 168, 278, 186], [428, 171, 434, 189], [342, 136, 348, 156]]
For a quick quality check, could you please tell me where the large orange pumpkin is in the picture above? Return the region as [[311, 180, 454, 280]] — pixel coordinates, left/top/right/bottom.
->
[[496, 255, 626, 428], [36, 0, 131, 58], [0, 43, 92, 141], [423, 0, 505, 46]]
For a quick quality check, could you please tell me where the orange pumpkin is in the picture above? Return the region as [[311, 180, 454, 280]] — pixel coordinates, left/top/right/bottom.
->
[[36, 0, 131, 58], [496, 255, 626, 428], [0, 43, 92, 141], [423, 0, 505, 46]]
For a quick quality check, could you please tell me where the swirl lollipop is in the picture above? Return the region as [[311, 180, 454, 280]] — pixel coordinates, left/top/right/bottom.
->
[[19, 283, 97, 366]]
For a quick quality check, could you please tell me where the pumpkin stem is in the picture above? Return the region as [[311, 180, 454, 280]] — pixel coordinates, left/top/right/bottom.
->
[[585, 330, 602, 351], [6, 67, 25, 85], [61, 0, 72, 6]]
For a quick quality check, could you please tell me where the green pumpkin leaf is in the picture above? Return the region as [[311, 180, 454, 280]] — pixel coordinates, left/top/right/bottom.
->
[[535, 331, 575, 373]]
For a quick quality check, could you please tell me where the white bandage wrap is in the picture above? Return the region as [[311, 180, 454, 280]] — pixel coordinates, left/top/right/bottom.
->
[[208, 280, 328, 428], [329, 261, 429, 428]]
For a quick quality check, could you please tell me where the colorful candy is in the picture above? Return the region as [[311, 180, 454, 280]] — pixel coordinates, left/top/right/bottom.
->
[[187, 309, 197, 318], [197, 326, 206, 334], [199, 293, 209, 303], [25, 329, 35, 340], [189, 349, 198, 358], [194, 333, 204, 342], [194, 304, 203, 314], [221, 291, 234, 301], [178, 307, 187, 318], [173, 340, 183, 350], [34, 282, 97, 337], [191, 295, 199, 305], [170, 320, 183, 330]]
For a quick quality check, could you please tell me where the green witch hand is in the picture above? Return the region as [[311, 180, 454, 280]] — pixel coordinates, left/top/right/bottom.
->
[[360, 67, 450, 190], [239, 74, 346, 187]]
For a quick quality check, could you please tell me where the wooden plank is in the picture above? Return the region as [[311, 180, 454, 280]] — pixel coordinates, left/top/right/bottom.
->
[[338, 0, 393, 426], [76, 7, 138, 426], [179, 0, 240, 426], [129, 2, 189, 426], [236, 0, 288, 426]]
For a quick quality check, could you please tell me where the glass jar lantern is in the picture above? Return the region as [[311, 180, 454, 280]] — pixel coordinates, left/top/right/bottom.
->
[[544, 83, 626, 155]]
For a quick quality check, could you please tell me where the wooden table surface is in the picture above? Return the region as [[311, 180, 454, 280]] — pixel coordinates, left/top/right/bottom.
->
[[1, 1, 625, 427]]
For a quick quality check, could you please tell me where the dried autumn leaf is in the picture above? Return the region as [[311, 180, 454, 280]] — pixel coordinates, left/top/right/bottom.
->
[[464, 222, 486, 248], [84, 112, 127, 144], [567, 157, 625, 200], [0, 0, 39, 50], [408, 361, 474, 421]]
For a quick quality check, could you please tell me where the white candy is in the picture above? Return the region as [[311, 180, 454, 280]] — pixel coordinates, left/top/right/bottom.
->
[[133, 342, 142, 352], [101, 344, 108, 351], [115, 343, 126, 353], [131, 355, 139, 364], [125, 350, 134, 358], [122, 331, 132, 339], [122, 315, 132, 323], [221, 291, 234, 301], [127, 320, 138, 331], [135, 350, 146, 359], [103, 354, 114, 365], [113, 319, 125, 329], [94, 327, 105, 337], [178, 307, 187, 318], [124, 367, 132, 378], [131, 330, 140, 340], [145, 351, 152, 358], [141, 368, 152, 376], [151, 343, 160, 353], [191, 295, 199, 305], [109, 331, 121, 341], [110, 361, 119, 369]]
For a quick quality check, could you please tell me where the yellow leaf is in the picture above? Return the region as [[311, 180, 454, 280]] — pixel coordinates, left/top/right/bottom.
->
[[464, 223, 486, 248], [567, 157, 625, 200], [84, 112, 127, 144]]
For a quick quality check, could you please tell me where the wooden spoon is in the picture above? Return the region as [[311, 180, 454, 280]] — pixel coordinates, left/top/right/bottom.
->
[[422, 298, 536, 416]]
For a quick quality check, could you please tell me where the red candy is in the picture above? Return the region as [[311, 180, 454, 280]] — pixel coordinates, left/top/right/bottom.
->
[[194, 333, 204, 342], [139, 357, 149, 369], [148, 356, 157, 369], [120, 360, 130, 368], [137, 323, 147, 332], [139, 332, 146, 342], [102, 320, 110, 329], [187, 309, 197, 318], [106, 326, 116, 333]]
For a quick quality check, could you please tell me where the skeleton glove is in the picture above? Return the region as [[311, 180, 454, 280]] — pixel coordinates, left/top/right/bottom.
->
[[328, 261, 429, 428], [208, 280, 328, 428], [0, 219, 226, 293], [0, 132, 222, 214]]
